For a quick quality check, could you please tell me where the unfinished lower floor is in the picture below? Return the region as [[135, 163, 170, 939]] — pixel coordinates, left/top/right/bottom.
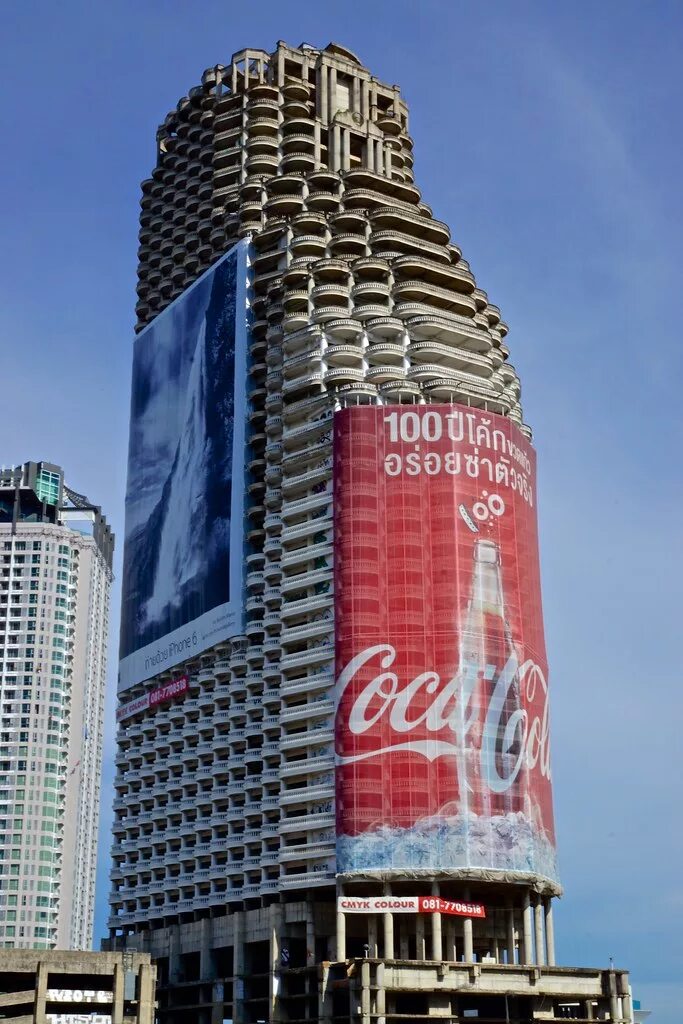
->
[[106, 888, 631, 1024]]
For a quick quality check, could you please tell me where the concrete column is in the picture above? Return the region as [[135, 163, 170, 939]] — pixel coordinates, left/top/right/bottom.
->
[[366, 137, 375, 171], [608, 972, 620, 1023], [462, 887, 474, 963], [383, 884, 394, 959], [361, 80, 370, 119], [352, 76, 361, 112], [314, 122, 321, 167], [544, 897, 556, 966], [233, 910, 244, 1024], [449, 918, 458, 961], [34, 961, 48, 1024], [585, 998, 594, 1020], [360, 959, 371, 1024], [336, 904, 346, 960], [431, 880, 443, 962], [200, 916, 214, 981], [376, 140, 384, 174], [328, 66, 337, 123], [112, 962, 125, 1024], [168, 923, 182, 984], [399, 917, 409, 959], [319, 961, 333, 1024], [522, 892, 534, 965], [376, 961, 386, 1024], [319, 64, 328, 123], [415, 914, 426, 960], [506, 903, 516, 965], [336, 879, 346, 960], [534, 896, 546, 967], [306, 896, 316, 965], [269, 902, 282, 1023], [462, 914, 474, 963], [136, 964, 155, 1024], [334, 125, 343, 171], [342, 129, 350, 171], [619, 976, 633, 1023], [368, 914, 378, 958]]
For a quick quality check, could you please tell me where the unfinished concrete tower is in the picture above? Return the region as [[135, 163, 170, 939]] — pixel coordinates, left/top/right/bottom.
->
[[109, 40, 633, 1024]]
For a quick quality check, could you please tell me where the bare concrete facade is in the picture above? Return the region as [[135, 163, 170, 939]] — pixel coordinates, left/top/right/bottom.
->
[[110, 903, 631, 1023], [109, 38, 633, 1024], [0, 948, 154, 1023]]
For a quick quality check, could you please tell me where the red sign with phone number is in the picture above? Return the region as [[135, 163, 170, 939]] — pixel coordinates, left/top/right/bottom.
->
[[116, 674, 189, 722]]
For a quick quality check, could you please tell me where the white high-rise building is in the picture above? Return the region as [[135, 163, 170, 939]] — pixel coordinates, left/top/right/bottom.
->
[[0, 461, 113, 950]]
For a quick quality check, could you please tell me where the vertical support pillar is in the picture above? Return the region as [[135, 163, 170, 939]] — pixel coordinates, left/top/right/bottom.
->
[[319, 961, 333, 1024], [449, 918, 458, 962], [314, 122, 321, 167], [431, 880, 443, 962], [360, 959, 371, 1024], [544, 897, 556, 966], [506, 902, 516, 965], [306, 895, 316, 965], [416, 914, 426, 960], [319, 64, 328, 123], [462, 914, 474, 963], [233, 910, 244, 1024], [368, 915, 378, 958], [463, 887, 474, 963], [399, 917, 409, 959], [34, 961, 48, 1024], [332, 125, 341, 171], [352, 76, 361, 112], [336, 881, 347, 960], [343, 129, 351, 171], [136, 964, 155, 1024], [383, 883, 394, 959], [328, 66, 337, 123], [376, 962, 386, 1024], [269, 903, 282, 1023], [585, 997, 594, 1020], [534, 896, 546, 967], [168, 923, 182, 984], [112, 961, 125, 1024], [361, 79, 370, 119], [619, 976, 633, 1023], [366, 135, 375, 171], [608, 972, 620, 1023], [522, 892, 534, 965], [200, 916, 214, 981]]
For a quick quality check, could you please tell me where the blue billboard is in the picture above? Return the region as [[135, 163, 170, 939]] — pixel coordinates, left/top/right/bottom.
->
[[119, 241, 249, 692]]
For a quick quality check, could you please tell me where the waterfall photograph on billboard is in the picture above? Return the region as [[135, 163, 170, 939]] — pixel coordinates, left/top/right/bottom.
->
[[119, 241, 249, 692]]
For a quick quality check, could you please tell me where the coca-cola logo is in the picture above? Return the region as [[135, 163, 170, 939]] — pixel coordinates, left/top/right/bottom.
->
[[336, 644, 551, 794]]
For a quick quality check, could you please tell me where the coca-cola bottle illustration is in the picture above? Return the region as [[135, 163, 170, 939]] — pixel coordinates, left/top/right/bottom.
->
[[456, 538, 525, 822]]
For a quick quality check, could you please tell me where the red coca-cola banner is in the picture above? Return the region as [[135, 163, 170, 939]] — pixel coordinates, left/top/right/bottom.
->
[[334, 405, 558, 883]]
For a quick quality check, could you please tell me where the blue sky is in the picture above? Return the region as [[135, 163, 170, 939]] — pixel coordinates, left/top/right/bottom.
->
[[1, 1, 681, 1018]]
